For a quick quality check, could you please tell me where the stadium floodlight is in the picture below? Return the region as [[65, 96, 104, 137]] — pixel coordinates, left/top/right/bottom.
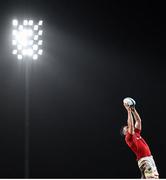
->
[[38, 20, 43, 26], [13, 19, 18, 26], [34, 35, 38, 40], [38, 30, 43, 36], [12, 19, 43, 60], [33, 54, 38, 60], [38, 40, 43, 45], [28, 20, 33, 26], [17, 54, 23, 60], [23, 20, 28, 26], [11, 18, 44, 179], [38, 49, 43, 55], [12, 49, 17, 54]]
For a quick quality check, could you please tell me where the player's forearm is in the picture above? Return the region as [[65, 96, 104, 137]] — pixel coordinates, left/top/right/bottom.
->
[[132, 108, 141, 123], [127, 110, 134, 134]]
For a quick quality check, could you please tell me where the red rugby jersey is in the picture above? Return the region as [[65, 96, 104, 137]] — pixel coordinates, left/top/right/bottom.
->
[[125, 128, 151, 160]]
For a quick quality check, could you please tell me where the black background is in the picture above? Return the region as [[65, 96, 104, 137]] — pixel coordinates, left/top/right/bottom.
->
[[0, 0, 165, 178]]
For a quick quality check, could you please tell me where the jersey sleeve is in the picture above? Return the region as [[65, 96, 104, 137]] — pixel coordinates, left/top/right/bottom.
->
[[125, 132, 132, 142], [135, 128, 141, 134]]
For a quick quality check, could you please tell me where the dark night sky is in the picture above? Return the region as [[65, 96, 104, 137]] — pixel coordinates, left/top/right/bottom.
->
[[0, 0, 165, 178]]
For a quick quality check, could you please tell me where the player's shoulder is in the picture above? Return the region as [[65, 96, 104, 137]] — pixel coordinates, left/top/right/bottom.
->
[[125, 132, 133, 141]]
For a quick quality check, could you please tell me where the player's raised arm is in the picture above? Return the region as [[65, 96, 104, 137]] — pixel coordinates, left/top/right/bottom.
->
[[128, 108, 135, 134], [132, 107, 142, 131], [124, 103, 135, 134]]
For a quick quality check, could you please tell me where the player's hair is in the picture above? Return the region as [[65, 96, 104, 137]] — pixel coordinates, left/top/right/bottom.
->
[[120, 125, 127, 136]]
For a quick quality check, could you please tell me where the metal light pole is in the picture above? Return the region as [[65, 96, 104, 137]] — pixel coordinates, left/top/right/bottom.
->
[[25, 61, 30, 178]]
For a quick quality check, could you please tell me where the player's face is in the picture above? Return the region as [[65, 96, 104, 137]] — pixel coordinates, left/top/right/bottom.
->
[[123, 126, 128, 135]]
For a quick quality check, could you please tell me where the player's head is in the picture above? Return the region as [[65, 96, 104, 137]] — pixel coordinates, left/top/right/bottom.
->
[[120, 125, 128, 136]]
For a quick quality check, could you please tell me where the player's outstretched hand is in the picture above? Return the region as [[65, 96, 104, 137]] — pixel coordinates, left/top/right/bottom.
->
[[131, 106, 136, 112], [123, 103, 131, 112]]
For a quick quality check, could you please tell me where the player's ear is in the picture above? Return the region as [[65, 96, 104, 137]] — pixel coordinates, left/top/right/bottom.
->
[[120, 125, 125, 136]]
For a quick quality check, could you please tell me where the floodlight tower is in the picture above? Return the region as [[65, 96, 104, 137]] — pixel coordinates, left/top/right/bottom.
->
[[12, 19, 44, 178]]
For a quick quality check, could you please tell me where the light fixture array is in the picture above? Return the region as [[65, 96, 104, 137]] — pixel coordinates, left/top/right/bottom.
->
[[12, 19, 43, 60]]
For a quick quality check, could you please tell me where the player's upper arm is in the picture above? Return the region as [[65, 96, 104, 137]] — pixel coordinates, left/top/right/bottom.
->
[[128, 122, 135, 135], [135, 121, 141, 131]]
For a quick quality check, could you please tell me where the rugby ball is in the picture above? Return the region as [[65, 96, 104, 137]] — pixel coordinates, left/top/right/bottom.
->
[[123, 97, 136, 107]]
